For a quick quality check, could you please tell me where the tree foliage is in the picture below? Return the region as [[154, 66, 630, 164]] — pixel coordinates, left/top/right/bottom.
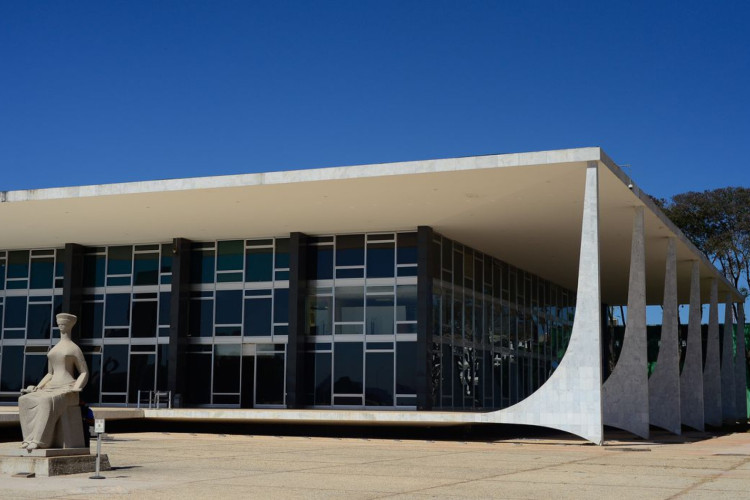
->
[[657, 187, 750, 299]]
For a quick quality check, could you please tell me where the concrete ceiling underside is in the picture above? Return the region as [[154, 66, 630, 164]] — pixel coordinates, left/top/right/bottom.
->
[[0, 148, 741, 305]]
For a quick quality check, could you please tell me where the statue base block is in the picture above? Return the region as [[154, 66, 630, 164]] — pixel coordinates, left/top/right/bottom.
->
[[0, 449, 110, 477]]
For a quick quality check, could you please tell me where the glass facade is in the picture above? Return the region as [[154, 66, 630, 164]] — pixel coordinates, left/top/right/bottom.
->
[[0, 249, 65, 402], [431, 233, 575, 410], [0, 230, 575, 411]]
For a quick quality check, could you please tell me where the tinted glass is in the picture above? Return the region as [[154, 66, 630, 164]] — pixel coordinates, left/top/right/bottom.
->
[[366, 243, 394, 278], [213, 344, 241, 393], [397, 233, 418, 265], [131, 300, 158, 337], [105, 294, 130, 327], [23, 354, 48, 389], [273, 288, 289, 324], [313, 352, 331, 405], [215, 290, 242, 325], [255, 353, 284, 405], [245, 247, 273, 282], [336, 235, 364, 267], [107, 246, 132, 276], [5, 296, 27, 328], [82, 353, 101, 403], [396, 342, 417, 394], [1, 346, 23, 391], [308, 295, 332, 335], [307, 245, 333, 280], [190, 249, 215, 284], [81, 301, 103, 339], [30, 257, 54, 289], [244, 298, 271, 336], [185, 352, 211, 404], [157, 345, 169, 391], [396, 285, 417, 322], [159, 292, 171, 326], [83, 254, 105, 287], [275, 238, 290, 269], [334, 342, 362, 394], [365, 352, 393, 406], [27, 303, 52, 339], [160, 244, 173, 274], [335, 286, 364, 322], [189, 299, 213, 337], [128, 353, 155, 403], [101, 344, 128, 393], [366, 295, 394, 335], [217, 240, 244, 271], [133, 252, 159, 286], [7, 250, 29, 279]]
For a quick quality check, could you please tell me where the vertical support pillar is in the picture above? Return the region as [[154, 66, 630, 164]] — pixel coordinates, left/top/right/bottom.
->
[[681, 261, 704, 430], [704, 278, 722, 427], [286, 232, 309, 409], [721, 293, 736, 422], [648, 238, 681, 434], [168, 238, 191, 406], [736, 303, 747, 420], [489, 161, 603, 444], [62, 243, 85, 341], [417, 226, 435, 410], [602, 206, 649, 439]]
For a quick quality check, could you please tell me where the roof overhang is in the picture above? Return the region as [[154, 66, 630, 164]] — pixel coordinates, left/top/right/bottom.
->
[[0, 147, 742, 304]]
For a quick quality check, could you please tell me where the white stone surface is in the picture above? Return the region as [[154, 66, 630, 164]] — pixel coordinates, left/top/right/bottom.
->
[[736, 303, 747, 420], [681, 262, 705, 431], [721, 293, 737, 422], [649, 238, 681, 434], [704, 279, 723, 427]]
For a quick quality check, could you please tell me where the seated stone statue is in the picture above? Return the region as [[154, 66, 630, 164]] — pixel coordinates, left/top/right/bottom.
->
[[19, 313, 89, 450]]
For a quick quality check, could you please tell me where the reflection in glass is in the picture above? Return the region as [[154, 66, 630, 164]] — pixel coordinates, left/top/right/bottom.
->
[[133, 252, 159, 286], [366, 243, 394, 278], [335, 286, 363, 323], [244, 298, 271, 336], [255, 353, 284, 405], [215, 290, 242, 325], [105, 294, 130, 327], [101, 345, 128, 393], [245, 247, 273, 282], [213, 344, 241, 394], [334, 342, 363, 394], [0, 346, 23, 392], [366, 295, 394, 335], [336, 234, 364, 267], [365, 352, 393, 406], [30, 257, 54, 289], [107, 246, 133, 276], [128, 354, 156, 403], [27, 303, 51, 339], [131, 300, 158, 337]]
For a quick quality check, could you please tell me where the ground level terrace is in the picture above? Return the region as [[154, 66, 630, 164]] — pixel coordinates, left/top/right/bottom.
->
[[0, 147, 746, 444]]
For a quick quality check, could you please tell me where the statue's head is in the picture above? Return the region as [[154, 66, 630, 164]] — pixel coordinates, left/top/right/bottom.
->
[[56, 313, 77, 335]]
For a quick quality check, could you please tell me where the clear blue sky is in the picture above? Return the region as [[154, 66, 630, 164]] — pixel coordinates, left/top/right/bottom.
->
[[1, 1, 748, 198]]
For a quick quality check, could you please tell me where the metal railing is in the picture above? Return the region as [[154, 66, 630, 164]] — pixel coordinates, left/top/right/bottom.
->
[[137, 390, 172, 409]]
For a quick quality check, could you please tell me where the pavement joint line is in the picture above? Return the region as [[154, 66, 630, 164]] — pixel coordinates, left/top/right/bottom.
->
[[664, 454, 750, 499], [368, 452, 606, 499]]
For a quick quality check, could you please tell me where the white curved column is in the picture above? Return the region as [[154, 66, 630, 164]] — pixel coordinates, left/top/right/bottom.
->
[[704, 279, 722, 427], [736, 303, 747, 421], [721, 293, 736, 422], [602, 207, 649, 439], [648, 238, 680, 434], [680, 261, 704, 431], [484, 162, 603, 445]]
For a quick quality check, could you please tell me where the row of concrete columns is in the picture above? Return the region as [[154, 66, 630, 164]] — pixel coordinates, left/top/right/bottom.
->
[[602, 208, 747, 438]]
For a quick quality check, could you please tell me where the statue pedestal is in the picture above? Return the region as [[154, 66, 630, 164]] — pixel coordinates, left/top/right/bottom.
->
[[0, 448, 110, 477]]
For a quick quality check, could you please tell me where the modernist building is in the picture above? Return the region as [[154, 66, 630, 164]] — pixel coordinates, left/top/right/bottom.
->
[[0, 147, 745, 444]]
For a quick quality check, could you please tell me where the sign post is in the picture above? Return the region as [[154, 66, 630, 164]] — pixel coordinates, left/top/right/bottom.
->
[[90, 419, 105, 480]]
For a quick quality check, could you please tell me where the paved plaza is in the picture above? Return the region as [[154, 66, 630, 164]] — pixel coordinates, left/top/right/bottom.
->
[[1, 428, 750, 499]]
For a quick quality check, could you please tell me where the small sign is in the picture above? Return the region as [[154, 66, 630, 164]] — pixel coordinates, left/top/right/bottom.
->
[[94, 419, 105, 434]]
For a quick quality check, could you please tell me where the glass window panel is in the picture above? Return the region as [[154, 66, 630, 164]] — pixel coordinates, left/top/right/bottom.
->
[[133, 252, 159, 286], [217, 272, 243, 283], [245, 247, 273, 282], [366, 243, 394, 278], [213, 344, 241, 393], [160, 244, 173, 274], [255, 353, 285, 405], [244, 298, 271, 336], [0, 259, 5, 289], [333, 342, 363, 394], [215, 290, 242, 325], [4, 296, 27, 329], [273, 288, 289, 324], [157, 344, 169, 391], [308, 295, 332, 335], [83, 254, 105, 287], [81, 301, 103, 339], [275, 238, 290, 270], [336, 268, 364, 279], [82, 353, 101, 404], [23, 354, 48, 389], [190, 248, 215, 284], [1, 346, 24, 392], [397, 266, 417, 277], [396, 342, 417, 394], [105, 294, 131, 327], [365, 352, 393, 406], [396, 285, 417, 322], [217, 240, 244, 271], [335, 286, 364, 323], [30, 257, 54, 289], [132, 300, 158, 337], [336, 234, 364, 267], [27, 303, 52, 339], [189, 298, 214, 337], [307, 245, 333, 280], [397, 233, 418, 265], [159, 292, 171, 326], [107, 246, 133, 276], [128, 353, 156, 403], [313, 351, 331, 405], [366, 295, 394, 335], [7, 250, 29, 279], [215, 325, 241, 336], [101, 345, 129, 393], [185, 352, 211, 405]]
